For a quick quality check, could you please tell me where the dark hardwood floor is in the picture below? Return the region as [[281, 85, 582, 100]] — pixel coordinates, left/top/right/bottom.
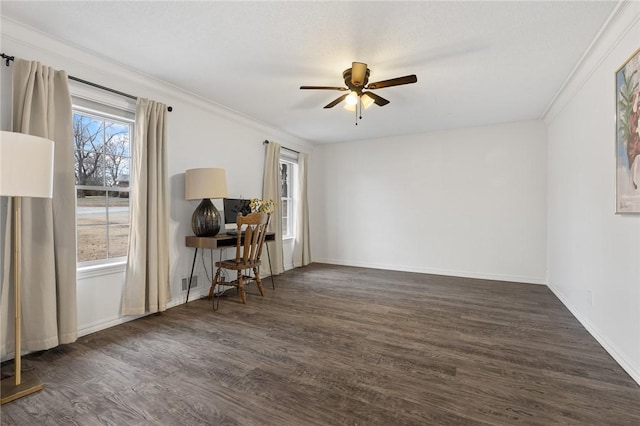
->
[[2, 263, 640, 425]]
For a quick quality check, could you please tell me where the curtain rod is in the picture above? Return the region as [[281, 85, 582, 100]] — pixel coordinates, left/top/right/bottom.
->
[[1, 53, 173, 112], [263, 140, 300, 154]]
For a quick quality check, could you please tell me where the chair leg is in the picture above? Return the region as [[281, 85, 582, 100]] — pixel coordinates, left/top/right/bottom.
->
[[238, 271, 246, 304], [253, 267, 264, 297]]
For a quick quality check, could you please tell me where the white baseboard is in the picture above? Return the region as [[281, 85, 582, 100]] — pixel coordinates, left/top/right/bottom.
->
[[77, 287, 212, 338], [547, 283, 640, 386], [78, 313, 145, 338], [313, 258, 546, 285]]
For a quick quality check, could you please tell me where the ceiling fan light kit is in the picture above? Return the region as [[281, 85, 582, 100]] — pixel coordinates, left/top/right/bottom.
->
[[344, 92, 374, 112], [361, 93, 375, 108], [345, 91, 359, 106], [300, 61, 417, 125]]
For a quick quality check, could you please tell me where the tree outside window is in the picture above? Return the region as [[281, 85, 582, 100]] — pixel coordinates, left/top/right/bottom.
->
[[74, 110, 132, 263]]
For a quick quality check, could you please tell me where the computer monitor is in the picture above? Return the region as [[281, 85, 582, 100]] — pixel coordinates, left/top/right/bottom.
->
[[223, 198, 252, 224]]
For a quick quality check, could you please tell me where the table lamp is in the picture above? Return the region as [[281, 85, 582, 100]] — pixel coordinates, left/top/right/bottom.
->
[[0, 131, 55, 404], [185, 168, 228, 237]]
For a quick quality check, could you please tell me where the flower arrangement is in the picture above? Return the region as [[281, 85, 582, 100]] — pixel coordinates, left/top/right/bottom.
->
[[250, 198, 275, 214]]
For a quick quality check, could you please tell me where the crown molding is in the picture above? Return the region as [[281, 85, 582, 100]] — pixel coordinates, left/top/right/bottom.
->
[[542, 1, 639, 123], [0, 17, 315, 152]]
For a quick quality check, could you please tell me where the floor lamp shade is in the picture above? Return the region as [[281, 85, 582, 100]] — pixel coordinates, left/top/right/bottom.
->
[[185, 168, 228, 237], [0, 131, 54, 404], [0, 131, 55, 198]]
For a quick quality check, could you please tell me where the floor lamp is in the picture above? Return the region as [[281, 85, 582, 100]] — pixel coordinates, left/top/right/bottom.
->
[[0, 131, 54, 404]]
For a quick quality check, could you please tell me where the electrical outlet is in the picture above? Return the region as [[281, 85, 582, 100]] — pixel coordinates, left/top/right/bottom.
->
[[182, 276, 198, 291]]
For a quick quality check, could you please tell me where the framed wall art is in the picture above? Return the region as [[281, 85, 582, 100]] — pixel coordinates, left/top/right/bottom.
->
[[616, 47, 640, 213]]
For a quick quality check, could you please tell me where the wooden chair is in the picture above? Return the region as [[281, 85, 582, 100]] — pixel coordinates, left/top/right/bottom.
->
[[210, 212, 270, 310]]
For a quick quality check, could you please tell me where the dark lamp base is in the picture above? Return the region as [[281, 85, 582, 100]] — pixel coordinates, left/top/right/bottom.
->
[[192, 198, 221, 237]]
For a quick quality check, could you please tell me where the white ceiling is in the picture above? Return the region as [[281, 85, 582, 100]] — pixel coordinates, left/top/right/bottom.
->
[[1, 1, 617, 144]]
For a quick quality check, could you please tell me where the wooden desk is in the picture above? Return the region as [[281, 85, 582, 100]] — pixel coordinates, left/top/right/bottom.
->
[[184, 232, 276, 302]]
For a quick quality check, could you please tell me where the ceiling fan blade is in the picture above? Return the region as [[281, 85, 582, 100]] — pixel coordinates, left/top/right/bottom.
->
[[324, 94, 349, 108], [351, 62, 368, 87], [366, 74, 417, 90], [362, 91, 390, 106], [300, 86, 348, 91]]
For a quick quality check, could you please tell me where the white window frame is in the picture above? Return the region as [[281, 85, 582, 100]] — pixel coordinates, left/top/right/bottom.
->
[[280, 150, 298, 240], [71, 87, 135, 270]]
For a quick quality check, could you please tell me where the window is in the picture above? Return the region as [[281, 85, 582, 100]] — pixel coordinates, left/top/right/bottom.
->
[[73, 107, 133, 264], [280, 154, 298, 239]]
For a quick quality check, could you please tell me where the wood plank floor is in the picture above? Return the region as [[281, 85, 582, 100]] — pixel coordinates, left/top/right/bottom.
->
[[2, 263, 640, 425]]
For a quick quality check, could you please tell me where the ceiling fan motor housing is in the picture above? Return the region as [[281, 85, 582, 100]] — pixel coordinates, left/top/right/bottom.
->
[[343, 64, 370, 92]]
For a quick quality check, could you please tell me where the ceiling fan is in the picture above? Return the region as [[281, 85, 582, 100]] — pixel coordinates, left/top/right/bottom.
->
[[300, 62, 418, 110]]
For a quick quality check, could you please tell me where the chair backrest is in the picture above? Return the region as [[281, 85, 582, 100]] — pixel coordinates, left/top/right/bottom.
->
[[234, 212, 270, 265]]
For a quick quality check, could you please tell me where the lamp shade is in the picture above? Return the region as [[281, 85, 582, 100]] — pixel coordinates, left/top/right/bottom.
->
[[185, 168, 228, 200], [0, 131, 54, 198]]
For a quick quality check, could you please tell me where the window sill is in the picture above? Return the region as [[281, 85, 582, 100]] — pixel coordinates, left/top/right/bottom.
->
[[78, 260, 127, 280], [282, 236, 295, 242]]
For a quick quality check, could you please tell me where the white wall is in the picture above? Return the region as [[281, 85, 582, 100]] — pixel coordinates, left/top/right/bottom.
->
[[310, 120, 548, 284], [545, 2, 640, 383], [0, 18, 313, 337]]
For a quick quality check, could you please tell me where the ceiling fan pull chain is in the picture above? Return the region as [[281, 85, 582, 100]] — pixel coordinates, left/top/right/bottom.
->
[[355, 101, 358, 126]]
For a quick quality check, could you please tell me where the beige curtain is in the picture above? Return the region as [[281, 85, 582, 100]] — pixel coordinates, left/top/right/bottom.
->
[[293, 152, 311, 267], [263, 141, 284, 274], [122, 99, 170, 315], [1, 59, 77, 357]]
